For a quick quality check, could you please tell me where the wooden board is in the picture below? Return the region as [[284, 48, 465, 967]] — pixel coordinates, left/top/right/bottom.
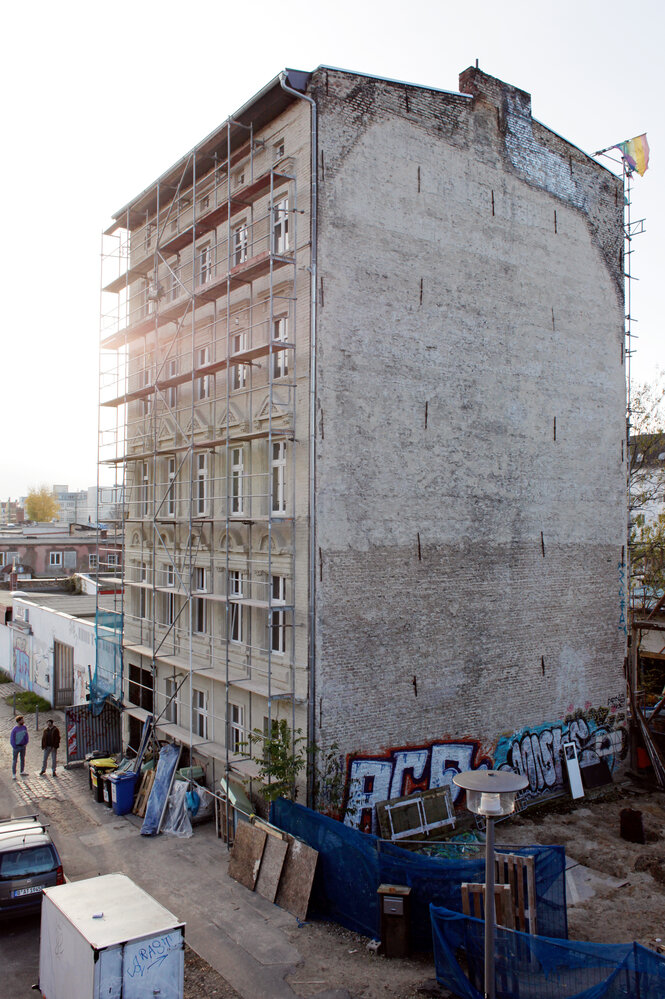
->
[[132, 769, 155, 817], [275, 835, 318, 921], [228, 821, 266, 891], [255, 834, 289, 903]]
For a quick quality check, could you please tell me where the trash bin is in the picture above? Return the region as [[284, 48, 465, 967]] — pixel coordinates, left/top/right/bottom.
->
[[377, 884, 411, 958], [90, 760, 118, 803], [109, 771, 139, 816], [103, 775, 114, 808]]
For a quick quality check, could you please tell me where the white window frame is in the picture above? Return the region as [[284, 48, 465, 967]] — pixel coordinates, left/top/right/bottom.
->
[[192, 688, 208, 738], [273, 316, 289, 378], [231, 448, 244, 515], [196, 346, 211, 401], [231, 330, 248, 390], [229, 570, 243, 644], [141, 461, 150, 516], [197, 243, 212, 285], [170, 264, 181, 302], [271, 441, 287, 515], [88, 553, 98, 569], [271, 197, 290, 255], [195, 452, 209, 516], [49, 551, 63, 567], [166, 358, 178, 409], [271, 574, 286, 654], [194, 567, 208, 634], [232, 222, 248, 266], [106, 553, 119, 567], [165, 677, 179, 725], [166, 456, 176, 517], [229, 703, 245, 755], [164, 589, 175, 626]]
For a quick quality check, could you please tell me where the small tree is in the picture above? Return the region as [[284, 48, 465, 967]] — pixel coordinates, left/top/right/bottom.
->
[[25, 485, 59, 523], [630, 378, 665, 594], [245, 719, 307, 802]]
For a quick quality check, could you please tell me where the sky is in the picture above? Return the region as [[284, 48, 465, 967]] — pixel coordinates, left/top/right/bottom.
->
[[0, 0, 662, 498]]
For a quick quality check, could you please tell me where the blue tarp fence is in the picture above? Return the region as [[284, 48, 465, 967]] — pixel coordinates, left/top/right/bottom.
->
[[92, 608, 123, 713], [431, 905, 665, 999], [271, 799, 567, 948]]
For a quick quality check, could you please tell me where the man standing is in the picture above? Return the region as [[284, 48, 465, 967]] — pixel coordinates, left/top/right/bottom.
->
[[40, 719, 60, 777], [10, 715, 29, 778]]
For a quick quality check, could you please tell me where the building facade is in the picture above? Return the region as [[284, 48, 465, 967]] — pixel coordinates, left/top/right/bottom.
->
[[100, 66, 627, 823]]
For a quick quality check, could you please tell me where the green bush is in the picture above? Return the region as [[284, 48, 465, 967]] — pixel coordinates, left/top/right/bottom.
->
[[5, 690, 51, 713], [0, 669, 10, 684]]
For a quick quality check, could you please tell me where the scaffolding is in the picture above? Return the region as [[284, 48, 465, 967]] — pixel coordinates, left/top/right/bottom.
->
[[99, 101, 309, 789]]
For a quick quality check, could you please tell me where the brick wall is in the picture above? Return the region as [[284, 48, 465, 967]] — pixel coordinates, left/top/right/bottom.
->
[[310, 69, 626, 771]]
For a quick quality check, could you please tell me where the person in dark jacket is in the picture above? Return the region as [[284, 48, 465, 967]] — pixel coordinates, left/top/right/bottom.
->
[[40, 719, 61, 777], [10, 715, 29, 778]]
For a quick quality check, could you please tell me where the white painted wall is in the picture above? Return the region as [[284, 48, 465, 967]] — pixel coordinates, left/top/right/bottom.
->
[[11, 598, 95, 705]]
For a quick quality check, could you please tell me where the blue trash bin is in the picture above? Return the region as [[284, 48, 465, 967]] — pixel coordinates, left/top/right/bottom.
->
[[109, 771, 139, 816]]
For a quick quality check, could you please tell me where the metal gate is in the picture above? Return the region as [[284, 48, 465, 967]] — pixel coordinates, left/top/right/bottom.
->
[[53, 641, 74, 708]]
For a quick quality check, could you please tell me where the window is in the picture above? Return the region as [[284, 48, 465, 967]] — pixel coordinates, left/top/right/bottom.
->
[[199, 194, 210, 213], [192, 688, 208, 738], [235, 169, 245, 187], [196, 346, 211, 401], [169, 265, 181, 302], [273, 316, 289, 378], [231, 448, 244, 514], [195, 452, 208, 515], [165, 677, 179, 724], [139, 562, 149, 619], [166, 564, 175, 588], [271, 574, 286, 654], [272, 197, 290, 255], [271, 441, 287, 514], [229, 703, 245, 754], [197, 243, 212, 285], [194, 567, 208, 634], [229, 570, 243, 644], [49, 552, 62, 567], [274, 139, 285, 161], [166, 456, 176, 516], [166, 358, 178, 409], [163, 588, 175, 626], [141, 461, 150, 516], [232, 222, 248, 266], [144, 223, 152, 250], [88, 553, 98, 569], [231, 331, 248, 390], [106, 553, 119, 567]]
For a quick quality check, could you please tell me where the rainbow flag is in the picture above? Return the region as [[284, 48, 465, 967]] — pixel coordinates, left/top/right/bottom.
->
[[613, 133, 650, 176]]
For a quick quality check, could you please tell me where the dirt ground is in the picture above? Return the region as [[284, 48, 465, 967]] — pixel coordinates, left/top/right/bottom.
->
[[185, 781, 665, 999]]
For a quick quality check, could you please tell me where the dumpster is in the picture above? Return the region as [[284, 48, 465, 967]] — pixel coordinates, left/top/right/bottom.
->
[[39, 873, 185, 999], [109, 771, 139, 816]]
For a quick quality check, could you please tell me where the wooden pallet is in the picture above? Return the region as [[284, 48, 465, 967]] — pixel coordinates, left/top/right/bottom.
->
[[132, 770, 155, 817]]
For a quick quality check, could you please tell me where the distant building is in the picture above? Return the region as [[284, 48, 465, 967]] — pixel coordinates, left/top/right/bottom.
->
[[0, 523, 121, 580], [0, 500, 24, 525]]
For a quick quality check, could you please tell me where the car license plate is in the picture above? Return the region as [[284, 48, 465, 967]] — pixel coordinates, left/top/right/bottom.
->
[[11, 885, 44, 897]]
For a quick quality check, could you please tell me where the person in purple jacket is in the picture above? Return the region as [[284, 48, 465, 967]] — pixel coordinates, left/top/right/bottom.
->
[[10, 714, 29, 778]]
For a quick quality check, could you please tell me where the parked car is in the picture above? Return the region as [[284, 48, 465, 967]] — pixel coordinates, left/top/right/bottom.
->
[[0, 814, 64, 917]]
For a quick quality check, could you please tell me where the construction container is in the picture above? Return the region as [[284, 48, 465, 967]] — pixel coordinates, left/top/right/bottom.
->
[[108, 771, 139, 815], [39, 873, 185, 999]]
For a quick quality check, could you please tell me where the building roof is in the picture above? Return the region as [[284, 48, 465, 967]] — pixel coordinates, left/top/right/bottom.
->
[[13, 593, 98, 619]]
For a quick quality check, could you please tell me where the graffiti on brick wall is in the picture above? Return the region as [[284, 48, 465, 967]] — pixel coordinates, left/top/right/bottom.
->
[[343, 707, 627, 831], [12, 637, 31, 690], [493, 706, 627, 798], [344, 741, 492, 834]]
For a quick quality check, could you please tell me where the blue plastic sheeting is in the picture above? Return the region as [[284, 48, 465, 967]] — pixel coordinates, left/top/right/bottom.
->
[[271, 800, 567, 947], [430, 905, 665, 999], [91, 609, 123, 714], [141, 743, 181, 836]]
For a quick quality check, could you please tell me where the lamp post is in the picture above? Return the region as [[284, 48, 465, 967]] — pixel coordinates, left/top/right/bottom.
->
[[453, 769, 528, 999]]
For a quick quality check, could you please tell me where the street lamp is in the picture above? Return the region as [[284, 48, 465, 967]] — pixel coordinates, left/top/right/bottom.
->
[[453, 769, 528, 999]]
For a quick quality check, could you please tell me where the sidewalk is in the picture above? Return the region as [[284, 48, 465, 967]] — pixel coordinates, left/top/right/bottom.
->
[[0, 685, 355, 999]]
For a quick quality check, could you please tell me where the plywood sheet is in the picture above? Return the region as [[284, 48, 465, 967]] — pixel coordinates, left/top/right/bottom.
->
[[228, 821, 266, 891], [275, 835, 318, 921], [255, 834, 289, 903]]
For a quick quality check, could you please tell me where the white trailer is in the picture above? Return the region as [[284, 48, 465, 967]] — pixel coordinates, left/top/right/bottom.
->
[[39, 873, 185, 999]]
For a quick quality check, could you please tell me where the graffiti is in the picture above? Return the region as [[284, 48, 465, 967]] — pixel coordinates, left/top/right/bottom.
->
[[125, 934, 179, 979], [618, 561, 627, 635], [343, 709, 628, 829], [492, 711, 626, 797], [12, 637, 31, 690], [344, 741, 491, 833], [607, 695, 623, 713]]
